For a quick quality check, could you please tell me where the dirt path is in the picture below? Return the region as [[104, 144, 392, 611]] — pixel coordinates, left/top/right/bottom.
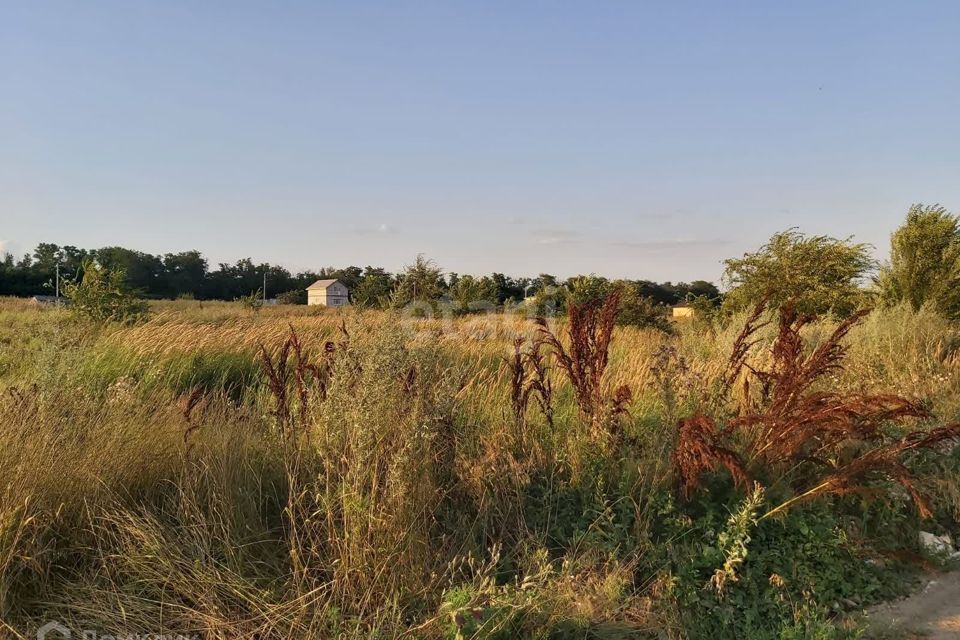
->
[[866, 572, 960, 638]]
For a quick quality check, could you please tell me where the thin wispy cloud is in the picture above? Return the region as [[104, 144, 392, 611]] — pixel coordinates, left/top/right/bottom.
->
[[633, 209, 686, 221], [532, 228, 581, 245], [353, 223, 399, 236], [609, 238, 734, 250]]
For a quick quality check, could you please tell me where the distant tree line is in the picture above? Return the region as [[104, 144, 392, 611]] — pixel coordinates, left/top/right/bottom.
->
[[7, 203, 957, 330], [0, 243, 720, 309]]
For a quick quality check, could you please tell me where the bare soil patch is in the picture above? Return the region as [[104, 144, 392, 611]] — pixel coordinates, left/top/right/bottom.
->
[[867, 571, 960, 639]]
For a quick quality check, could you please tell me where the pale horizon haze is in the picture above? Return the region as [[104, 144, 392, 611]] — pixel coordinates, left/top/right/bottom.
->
[[2, 1, 959, 282]]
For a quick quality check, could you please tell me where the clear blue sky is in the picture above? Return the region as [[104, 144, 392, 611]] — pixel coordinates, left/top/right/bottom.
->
[[2, 1, 958, 282]]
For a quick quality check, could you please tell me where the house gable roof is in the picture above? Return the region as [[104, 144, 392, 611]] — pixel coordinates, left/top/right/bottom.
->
[[306, 279, 343, 291]]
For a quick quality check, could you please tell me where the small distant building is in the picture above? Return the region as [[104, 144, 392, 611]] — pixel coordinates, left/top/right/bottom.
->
[[672, 302, 695, 319], [306, 279, 349, 307]]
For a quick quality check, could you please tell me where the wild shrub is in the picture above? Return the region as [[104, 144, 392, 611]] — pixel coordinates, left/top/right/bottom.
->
[[650, 343, 712, 427], [64, 260, 147, 324], [437, 545, 653, 640], [617, 284, 673, 332], [239, 288, 264, 312], [275, 289, 306, 305], [653, 490, 907, 640]]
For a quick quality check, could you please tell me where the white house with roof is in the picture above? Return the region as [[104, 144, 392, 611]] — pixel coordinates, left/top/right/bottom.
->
[[306, 279, 349, 307]]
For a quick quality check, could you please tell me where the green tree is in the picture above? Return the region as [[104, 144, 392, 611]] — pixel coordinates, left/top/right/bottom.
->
[[162, 251, 208, 298], [65, 260, 148, 323], [275, 289, 306, 305], [617, 282, 672, 332], [352, 267, 395, 308], [317, 265, 364, 290], [490, 272, 524, 303], [722, 230, 874, 317], [682, 280, 721, 302], [565, 275, 611, 306], [93, 246, 163, 296], [533, 273, 559, 291], [392, 255, 445, 308], [530, 284, 567, 317], [877, 204, 960, 318], [32, 243, 62, 272], [448, 274, 497, 314]]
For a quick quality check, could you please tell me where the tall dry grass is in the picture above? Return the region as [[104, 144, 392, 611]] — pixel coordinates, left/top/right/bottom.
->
[[0, 296, 958, 638]]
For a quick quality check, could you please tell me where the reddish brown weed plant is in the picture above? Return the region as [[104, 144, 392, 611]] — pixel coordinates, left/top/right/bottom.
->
[[507, 337, 555, 430], [535, 288, 623, 418], [508, 337, 526, 424], [259, 326, 336, 435], [675, 301, 960, 517], [181, 386, 206, 453], [674, 415, 748, 499], [525, 339, 555, 428]]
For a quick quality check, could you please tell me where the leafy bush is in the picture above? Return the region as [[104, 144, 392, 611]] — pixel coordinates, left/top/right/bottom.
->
[[654, 489, 908, 639], [618, 284, 673, 332], [723, 230, 874, 317], [64, 260, 147, 324], [275, 289, 306, 305], [239, 288, 264, 312]]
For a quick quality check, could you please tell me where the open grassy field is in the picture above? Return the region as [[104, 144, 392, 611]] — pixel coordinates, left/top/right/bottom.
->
[[2, 297, 960, 639]]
